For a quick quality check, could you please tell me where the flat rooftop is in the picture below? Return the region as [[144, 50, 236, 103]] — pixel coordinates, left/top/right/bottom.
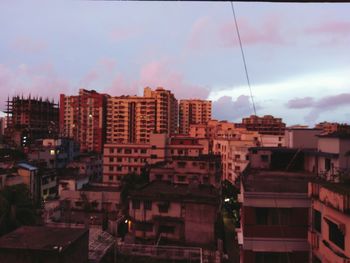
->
[[244, 170, 314, 193], [130, 181, 218, 204], [0, 226, 88, 252]]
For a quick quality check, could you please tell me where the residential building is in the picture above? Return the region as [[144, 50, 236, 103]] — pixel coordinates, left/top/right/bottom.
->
[[144, 87, 178, 134], [308, 179, 350, 263], [60, 184, 120, 213], [67, 153, 102, 181], [213, 138, 257, 183], [15, 163, 57, 201], [4, 95, 59, 147], [102, 134, 208, 185], [315, 121, 350, 135], [237, 115, 286, 135], [58, 173, 89, 196], [189, 120, 236, 140], [28, 138, 79, 169], [128, 181, 219, 248], [106, 95, 156, 144], [304, 133, 350, 179], [179, 99, 212, 134], [0, 226, 89, 263], [59, 89, 107, 153], [238, 148, 315, 263], [149, 155, 222, 188]]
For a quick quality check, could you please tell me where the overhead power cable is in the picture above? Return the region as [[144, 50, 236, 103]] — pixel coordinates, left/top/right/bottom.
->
[[230, 1, 257, 116]]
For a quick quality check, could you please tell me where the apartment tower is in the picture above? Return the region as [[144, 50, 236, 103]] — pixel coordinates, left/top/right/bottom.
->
[[106, 96, 156, 144], [179, 99, 212, 134], [144, 87, 178, 134], [59, 89, 107, 153]]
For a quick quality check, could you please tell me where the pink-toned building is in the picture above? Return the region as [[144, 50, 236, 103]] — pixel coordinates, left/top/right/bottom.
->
[[238, 148, 314, 263], [149, 155, 222, 188], [128, 181, 219, 249], [308, 180, 350, 263], [102, 133, 209, 185]]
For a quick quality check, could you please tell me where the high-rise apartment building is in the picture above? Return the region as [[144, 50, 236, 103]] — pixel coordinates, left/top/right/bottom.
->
[[144, 87, 178, 134], [106, 96, 156, 144], [59, 89, 107, 153], [4, 95, 59, 147], [179, 99, 212, 134]]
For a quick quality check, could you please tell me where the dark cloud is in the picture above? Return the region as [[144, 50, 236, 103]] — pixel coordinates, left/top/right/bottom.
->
[[212, 95, 255, 121], [287, 93, 350, 123], [286, 97, 314, 109]]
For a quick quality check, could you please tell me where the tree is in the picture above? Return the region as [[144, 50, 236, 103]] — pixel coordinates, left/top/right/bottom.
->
[[222, 180, 240, 226], [0, 184, 39, 236], [120, 170, 149, 212]]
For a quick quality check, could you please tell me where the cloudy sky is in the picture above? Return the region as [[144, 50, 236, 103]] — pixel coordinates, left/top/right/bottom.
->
[[1, 1, 350, 126]]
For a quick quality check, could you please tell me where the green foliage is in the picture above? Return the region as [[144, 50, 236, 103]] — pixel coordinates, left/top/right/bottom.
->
[[0, 184, 38, 236], [120, 171, 149, 210], [222, 180, 240, 226]]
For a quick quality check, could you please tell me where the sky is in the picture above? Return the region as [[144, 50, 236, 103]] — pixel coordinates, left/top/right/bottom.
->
[[1, 1, 350, 126]]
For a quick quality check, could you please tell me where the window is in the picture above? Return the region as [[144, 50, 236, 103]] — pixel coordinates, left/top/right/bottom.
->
[[159, 225, 175, 234], [327, 220, 345, 250], [325, 158, 331, 171], [109, 166, 113, 172], [178, 161, 186, 168], [135, 222, 153, 232], [155, 174, 163, 180], [178, 175, 186, 182], [144, 200, 152, 210], [234, 166, 240, 172], [235, 154, 240, 160], [261, 155, 269, 162], [109, 157, 114, 162], [150, 154, 157, 159], [125, 149, 131, 154], [256, 208, 291, 225], [141, 149, 147, 154], [313, 209, 321, 233], [132, 200, 140, 209], [158, 202, 169, 213], [109, 175, 113, 181]]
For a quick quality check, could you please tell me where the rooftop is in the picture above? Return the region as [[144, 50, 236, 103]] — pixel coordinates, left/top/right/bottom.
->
[[244, 170, 314, 193], [0, 226, 88, 252], [317, 132, 350, 139], [81, 183, 120, 192], [130, 181, 218, 204], [310, 177, 350, 195]]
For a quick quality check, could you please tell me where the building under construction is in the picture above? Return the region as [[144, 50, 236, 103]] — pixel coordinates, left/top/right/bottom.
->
[[4, 95, 59, 147]]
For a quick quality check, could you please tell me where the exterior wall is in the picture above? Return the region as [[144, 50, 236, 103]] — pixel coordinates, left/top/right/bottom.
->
[[58, 177, 89, 196], [213, 138, 256, 182], [144, 87, 178, 134], [318, 137, 340, 154], [129, 198, 217, 246], [309, 183, 350, 263], [103, 143, 150, 185], [179, 100, 212, 134], [60, 89, 106, 153], [184, 203, 216, 245], [106, 96, 156, 144], [285, 129, 321, 149], [260, 134, 285, 147], [149, 157, 221, 188], [60, 189, 120, 212]]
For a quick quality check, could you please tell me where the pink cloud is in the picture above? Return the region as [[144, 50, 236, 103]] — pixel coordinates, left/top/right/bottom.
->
[[187, 17, 212, 50], [139, 59, 210, 99], [306, 21, 350, 36], [0, 63, 71, 111], [219, 16, 285, 48], [11, 36, 47, 53]]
